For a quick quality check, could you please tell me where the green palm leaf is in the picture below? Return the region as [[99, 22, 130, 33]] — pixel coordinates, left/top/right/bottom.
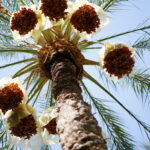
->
[[84, 71, 150, 136], [100, 0, 128, 11], [133, 36, 150, 59], [0, 44, 37, 58], [126, 69, 150, 103], [0, 58, 36, 69], [96, 25, 150, 43]]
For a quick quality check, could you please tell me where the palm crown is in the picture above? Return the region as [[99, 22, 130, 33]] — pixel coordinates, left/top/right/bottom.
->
[[0, 0, 150, 150]]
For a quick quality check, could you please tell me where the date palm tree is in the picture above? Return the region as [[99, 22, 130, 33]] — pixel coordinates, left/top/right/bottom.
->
[[0, 0, 150, 150]]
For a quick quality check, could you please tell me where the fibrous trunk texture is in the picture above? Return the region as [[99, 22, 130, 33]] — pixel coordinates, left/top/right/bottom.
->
[[51, 58, 107, 150]]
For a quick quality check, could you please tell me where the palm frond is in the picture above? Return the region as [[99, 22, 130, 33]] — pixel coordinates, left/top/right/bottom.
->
[[0, 13, 10, 23], [2, 0, 37, 12], [0, 44, 37, 58], [125, 69, 150, 104], [18, 0, 36, 5], [132, 36, 150, 59], [98, 0, 128, 11], [41, 145, 52, 150], [0, 22, 10, 32], [81, 81, 134, 150], [83, 71, 150, 137], [28, 77, 48, 104], [0, 58, 36, 69], [18, 0, 26, 5], [2, 0, 19, 12], [24, 70, 40, 89], [23, 71, 49, 108], [97, 65, 150, 104], [35, 81, 54, 114], [45, 81, 54, 107], [13, 62, 38, 78], [0, 33, 13, 40], [24, 71, 46, 105], [0, 18, 13, 44], [93, 65, 150, 106], [0, 36, 14, 45], [96, 25, 150, 43], [144, 145, 150, 150], [97, 67, 118, 89], [0, 117, 10, 150]]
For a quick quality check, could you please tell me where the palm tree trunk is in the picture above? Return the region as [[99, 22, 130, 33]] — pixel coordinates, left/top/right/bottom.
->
[[51, 57, 107, 150]]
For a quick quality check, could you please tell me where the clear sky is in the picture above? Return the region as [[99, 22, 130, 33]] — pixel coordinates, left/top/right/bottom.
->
[[83, 0, 150, 149], [0, 0, 150, 150]]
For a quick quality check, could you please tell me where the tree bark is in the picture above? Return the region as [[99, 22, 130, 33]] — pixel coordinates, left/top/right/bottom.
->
[[51, 57, 107, 150]]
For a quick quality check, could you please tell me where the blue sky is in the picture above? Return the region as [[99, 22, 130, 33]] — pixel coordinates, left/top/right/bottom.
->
[[0, 0, 150, 150], [83, 0, 150, 149]]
